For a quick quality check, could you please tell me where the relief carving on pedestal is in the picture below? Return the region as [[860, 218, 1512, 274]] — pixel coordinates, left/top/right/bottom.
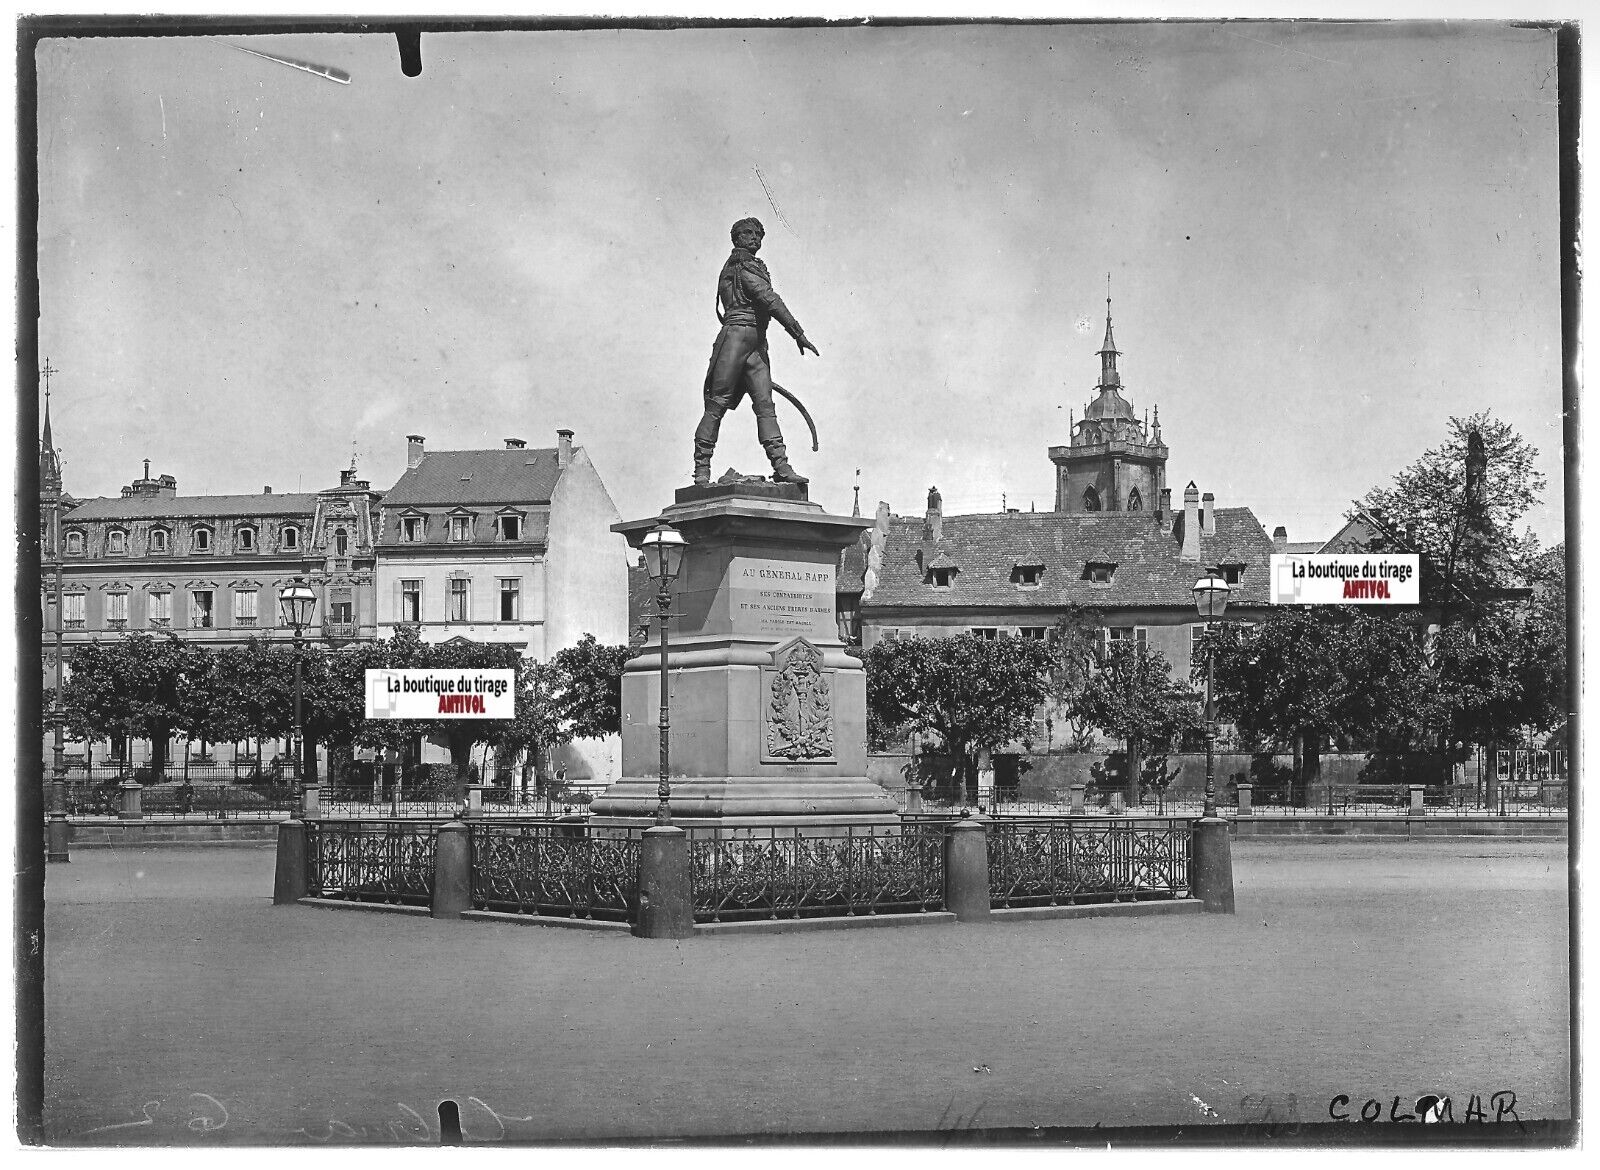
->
[[765, 637, 834, 761]]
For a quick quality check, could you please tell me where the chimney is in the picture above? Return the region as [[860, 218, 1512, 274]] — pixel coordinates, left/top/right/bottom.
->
[[1159, 487, 1173, 533], [1202, 491, 1216, 536], [339, 468, 355, 486], [1273, 525, 1288, 552], [557, 428, 574, 468], [264, 486, 273, 495], [156, 475, 176, 498], [924, 485, 943, 543], [407, 434, 426, 469], [1180, 481, 1201, 561], [143, 459, 151, 480], [504, 438, 526, 450]]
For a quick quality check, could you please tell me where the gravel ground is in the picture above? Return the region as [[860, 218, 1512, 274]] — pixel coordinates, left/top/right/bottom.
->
[[43, 837, 1570, 1144]]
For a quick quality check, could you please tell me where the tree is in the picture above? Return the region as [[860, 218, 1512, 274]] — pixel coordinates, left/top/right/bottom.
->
[[1042, 607, 1102, 751], [59, 633, 209, 778], [550, 634, 631, 742], [864, 633, 1053, 803], [358, 627, 525, 797], [1076, 640, 1201, 806], [487, 658, 569, 788], [1356, 411, 1545, 622]]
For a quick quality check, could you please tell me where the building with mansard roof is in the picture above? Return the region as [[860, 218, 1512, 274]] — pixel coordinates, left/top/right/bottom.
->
[[840, 293, 1290, 678]]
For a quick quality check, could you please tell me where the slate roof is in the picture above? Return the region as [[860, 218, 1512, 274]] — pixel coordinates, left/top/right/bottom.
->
[[65, 493, 319, 521], [861, 507, 1276, 610], [382, 448, 564, 507], [838, 538, 868, 596]]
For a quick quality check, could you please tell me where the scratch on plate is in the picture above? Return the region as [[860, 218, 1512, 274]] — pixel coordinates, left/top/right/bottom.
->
[[231, 44, 350, 85], [1225, 30, 1348, 68]]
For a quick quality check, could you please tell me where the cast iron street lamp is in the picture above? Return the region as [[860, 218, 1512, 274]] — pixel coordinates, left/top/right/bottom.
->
[[1192, 573, 1231, 819], [278, 577, 318, 818], [640, 522, 687, 825]]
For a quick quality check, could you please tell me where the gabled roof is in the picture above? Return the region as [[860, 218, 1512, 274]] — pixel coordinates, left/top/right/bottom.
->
[[861, 507, 1276, 610], [64, 494, 318, 521], [382, 448, 564, 507]]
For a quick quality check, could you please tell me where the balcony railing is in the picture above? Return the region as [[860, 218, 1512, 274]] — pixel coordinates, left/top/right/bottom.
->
[[324, 620, 358, 639]]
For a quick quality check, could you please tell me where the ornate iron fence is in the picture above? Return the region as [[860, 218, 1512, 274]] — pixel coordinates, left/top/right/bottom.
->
[[987, 817, 1192, 908], [688, 824, 945, 923], [305, 820, 436, 906], [470, 823, 641, 922]]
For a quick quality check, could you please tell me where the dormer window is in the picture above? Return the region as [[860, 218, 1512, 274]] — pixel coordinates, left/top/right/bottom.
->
[[150, 528, 170, 554], [930, 567, 955, 589], [281, 525, 300, 551], [497, 514, 522, 541], [449, 514, 472, 542], [192, 526, 213, 553], [237, 526, 256, 552], [106, 529, 128, 555], [1012, 563, 1044, 588], [1218, 563, 1246, 585], [401, 515, 425, 543], [64, 530, 84, 556], [1083, 562, 1117, 585]]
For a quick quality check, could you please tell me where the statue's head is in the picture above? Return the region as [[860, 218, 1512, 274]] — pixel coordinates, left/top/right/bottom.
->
[[731, 217, 765, 248]]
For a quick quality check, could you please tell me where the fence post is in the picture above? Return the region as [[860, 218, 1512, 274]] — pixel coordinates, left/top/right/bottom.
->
[[944, 818, 991, 922], [465, 783, 485, 819], [1108, 792, 1125, 816], [273, 820, 309, 904], [1191, 816, 1235, 914], [431, 821, 472, 919], [301, 782, 321, 819], [118, 778, 143, 820], [1068, 784, 1086, 815], [1407, 784, 1426, 816], [1235, 782, 1254, 816], [633, 825, 695, 939]]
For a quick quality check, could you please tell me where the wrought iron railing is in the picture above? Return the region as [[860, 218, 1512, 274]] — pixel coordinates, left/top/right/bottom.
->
[[986, 817, 1193, 907], [470, 823, 640, 921], [687, 824, 945, 923], [305, 819, 436, 906]]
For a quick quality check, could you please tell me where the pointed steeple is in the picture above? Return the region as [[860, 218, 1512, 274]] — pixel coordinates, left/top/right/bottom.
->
[[1097, 274, 1121, 389], [39, 359, 61, 498]]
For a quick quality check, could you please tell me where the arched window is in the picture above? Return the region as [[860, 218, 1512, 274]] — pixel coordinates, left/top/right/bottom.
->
[[237, 526, 256, 551], [1127, 488, 1142, 512], [150, 528, 170, 553], [64, 530, 84, 555], [107, 529, 128, 555], [334, 528, 349, 557], [193, 526, 212, 552], [1082, 487, 1102, 512], [282, 525, 299, 551]]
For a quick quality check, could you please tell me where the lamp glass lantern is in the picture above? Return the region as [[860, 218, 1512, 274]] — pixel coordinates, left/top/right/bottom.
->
[[279, 577, 318, 631], [641, 523, 687, 584], [1192, 575, 1231, 621]]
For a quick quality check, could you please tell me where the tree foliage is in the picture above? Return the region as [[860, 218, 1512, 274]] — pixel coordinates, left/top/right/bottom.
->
[[1357, 411, 1545, 619], [60, 633, 208, 775], [550, 634, 631, 741], [864, 633, 1052, 799], [1077, 639, 1201, 804]]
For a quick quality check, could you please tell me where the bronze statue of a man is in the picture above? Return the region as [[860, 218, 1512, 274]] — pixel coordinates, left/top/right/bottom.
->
[[694, 217, 820, 486]]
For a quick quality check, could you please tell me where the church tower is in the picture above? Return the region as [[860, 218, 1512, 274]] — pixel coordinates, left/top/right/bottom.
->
[[1048, 283, 1168, 513]]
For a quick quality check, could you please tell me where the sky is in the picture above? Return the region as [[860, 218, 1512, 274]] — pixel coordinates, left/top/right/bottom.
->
[[32, 21, 1565, 548]]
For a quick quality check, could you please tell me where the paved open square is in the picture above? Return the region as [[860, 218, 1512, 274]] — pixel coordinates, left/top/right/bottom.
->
[[43, 837, 1569, 1143]]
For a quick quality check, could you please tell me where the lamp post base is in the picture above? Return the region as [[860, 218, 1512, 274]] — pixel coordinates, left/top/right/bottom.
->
[[1192, 817, 1235, 914]]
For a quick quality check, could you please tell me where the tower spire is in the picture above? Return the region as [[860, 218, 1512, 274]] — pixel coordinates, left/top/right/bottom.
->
[[1097, 274, 1121, 388], [40, 359, 61, 497]]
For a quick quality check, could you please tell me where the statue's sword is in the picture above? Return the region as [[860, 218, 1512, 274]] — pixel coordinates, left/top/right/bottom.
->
[[770, 382, 820, 453]]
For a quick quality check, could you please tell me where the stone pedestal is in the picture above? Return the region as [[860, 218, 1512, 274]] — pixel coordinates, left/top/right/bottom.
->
[[590, 482, 898, 831], [1235, 782, 1254, 816]]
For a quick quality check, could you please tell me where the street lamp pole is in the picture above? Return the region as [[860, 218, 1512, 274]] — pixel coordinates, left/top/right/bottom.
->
[[1192, 574, 1232, 820], [640, 523, 687, 826], [278, 577, 318, 819], [46, 435, 69, 863]]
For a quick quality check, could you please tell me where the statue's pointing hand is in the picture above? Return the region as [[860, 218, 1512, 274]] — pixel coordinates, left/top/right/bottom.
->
[[796, 334, 821, 358]]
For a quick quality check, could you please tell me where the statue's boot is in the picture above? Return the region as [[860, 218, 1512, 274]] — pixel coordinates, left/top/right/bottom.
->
[[764, 438, 809, 486], [692, 410, 723, 487], [692, 457, 712, 487]]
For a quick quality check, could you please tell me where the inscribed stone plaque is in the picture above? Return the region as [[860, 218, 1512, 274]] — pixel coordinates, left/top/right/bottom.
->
[[727, 557, 836, 639]]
